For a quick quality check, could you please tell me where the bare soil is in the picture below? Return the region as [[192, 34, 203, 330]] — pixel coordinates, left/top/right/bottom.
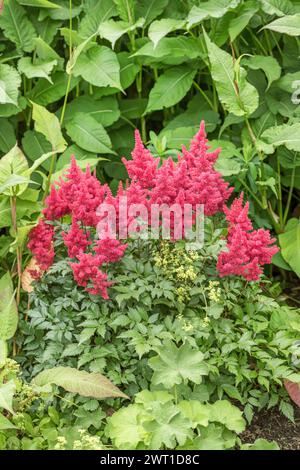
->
[[241, 405, 300, 450]]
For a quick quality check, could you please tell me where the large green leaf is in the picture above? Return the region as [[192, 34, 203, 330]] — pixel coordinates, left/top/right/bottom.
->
[[0, 339, 7, 366], [242, 55, 281, 90], [145, 66, 196, 114], [135, 0, 169, 26], [0, 272, 18, 341], [17, 0, 61, 7], [0, 119, 16, 153], [0, 145, 29, 195], [187, 0, 240, 29], [204, 32, 259, 116], [113, 0, 135, 24], [178, 400, 210, 428], [143, 402, 192, 449], [105, 404, 144, 449], [61, 96, 120, 127], [22, 130, 52, 168], [148, 18, 186, 48], [0, 381, 16, 414], [0, 64, 21, 107], [228, 1, 258, 42], [279, 218, 300, 277], [30, 72, 79, 106], [79, 0, 117, 38], [0, 413, 16, 430], [149, 341, 208, 388], [32, 366, 128, 399], [0, 0, 36, 52], [73, 45, 122, 91], [18, 57, 57, 84], [209, 400, 246, 433], [98, 18, 144, 49], [260, 0, 295, 16], [66, 113, 115, 154], [260, 123, 300, 153], [133, 37, 202, 61], [31, 102, 67, 153], [263, 14, 300, 36]]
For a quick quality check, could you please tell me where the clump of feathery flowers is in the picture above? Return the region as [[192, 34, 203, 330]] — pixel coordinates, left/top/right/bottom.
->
[[28, 121, 278, 297], [217, 193, 278, 281]]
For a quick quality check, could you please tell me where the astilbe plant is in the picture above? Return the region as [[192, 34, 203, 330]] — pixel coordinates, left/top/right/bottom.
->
[[28, 122, 278, 298]]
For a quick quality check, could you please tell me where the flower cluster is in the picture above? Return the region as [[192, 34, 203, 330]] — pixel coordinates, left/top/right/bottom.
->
[[28, 159, 126, 298], [28, 219, 54, 272], [217, 194, 278, 281]]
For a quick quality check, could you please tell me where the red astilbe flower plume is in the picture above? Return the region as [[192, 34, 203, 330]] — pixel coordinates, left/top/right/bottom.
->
[[94, 238, 127, 264], [217, 195, 278, 281], [27, 219, 55, 271], [70, 253, 112, 298], [62, 218, 91, 259], [122, 129, 159, 189]]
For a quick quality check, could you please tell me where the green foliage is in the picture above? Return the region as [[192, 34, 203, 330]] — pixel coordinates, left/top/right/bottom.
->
[[0, 0, 300, 279], [17, 232, 300, 423]]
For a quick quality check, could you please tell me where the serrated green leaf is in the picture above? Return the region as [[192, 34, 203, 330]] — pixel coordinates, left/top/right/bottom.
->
[[149, 341, 207, 388], [209, 400, 246, 433], [178, 400, 210, 428], [105, 404, 144, 449], [32, 366, 128, 399]]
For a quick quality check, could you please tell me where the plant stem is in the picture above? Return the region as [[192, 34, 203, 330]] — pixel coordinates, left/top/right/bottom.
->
[[10, 195, 22, 307], [245, 118, 267, 209], [237, 177, 264, 209], [277, 154, 283, 230], [193, 80, 215, 111], [283, 153, 297, 226]]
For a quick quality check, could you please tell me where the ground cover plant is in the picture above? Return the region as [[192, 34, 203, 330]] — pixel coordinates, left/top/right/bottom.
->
[[0, 0, 300, 452]]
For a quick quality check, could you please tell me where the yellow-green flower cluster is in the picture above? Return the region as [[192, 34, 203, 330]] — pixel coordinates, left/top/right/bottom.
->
[[207, 280, 222, 303], [176, 314, 194, 332], [154, 242, 199, 303], [54, 430, 105, 450]]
